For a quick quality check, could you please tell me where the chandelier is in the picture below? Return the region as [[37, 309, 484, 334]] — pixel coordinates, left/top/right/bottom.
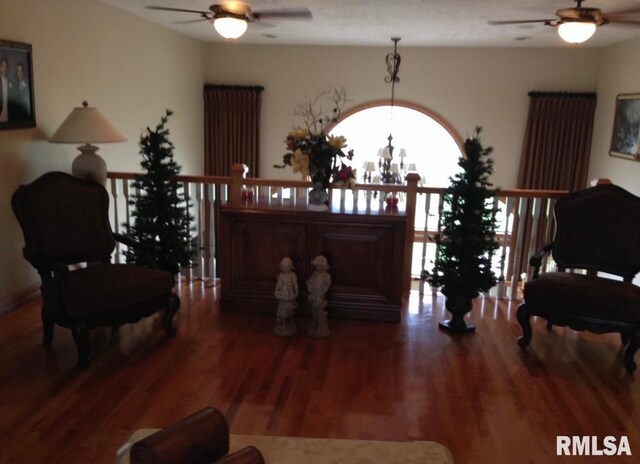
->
[[377, 37, 407, 185]]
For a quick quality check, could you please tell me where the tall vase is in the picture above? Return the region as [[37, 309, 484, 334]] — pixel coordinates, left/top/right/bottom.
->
[[308, 175, 328, 211]]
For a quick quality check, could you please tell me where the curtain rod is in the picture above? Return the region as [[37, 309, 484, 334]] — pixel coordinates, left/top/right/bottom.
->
[[528, 91, 596, 99], [204, 84, 264, 91]]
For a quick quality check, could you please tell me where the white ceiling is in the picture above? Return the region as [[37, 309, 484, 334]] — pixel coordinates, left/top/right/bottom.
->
[[101, 0, 640, 48]]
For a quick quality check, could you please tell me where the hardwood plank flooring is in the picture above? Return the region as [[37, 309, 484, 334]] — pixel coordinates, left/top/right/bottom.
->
[[0, 283, 638, 463]]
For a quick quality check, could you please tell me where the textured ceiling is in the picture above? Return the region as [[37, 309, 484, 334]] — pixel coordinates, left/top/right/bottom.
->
[[101, 0, 640, 47]]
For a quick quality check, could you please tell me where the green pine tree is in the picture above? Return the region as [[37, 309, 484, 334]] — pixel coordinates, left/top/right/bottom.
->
[[428, 127, 499, 300], [124, 110, 195, 275]]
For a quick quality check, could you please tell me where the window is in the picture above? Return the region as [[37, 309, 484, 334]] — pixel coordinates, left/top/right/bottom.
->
[[330, 103, 462, 187]]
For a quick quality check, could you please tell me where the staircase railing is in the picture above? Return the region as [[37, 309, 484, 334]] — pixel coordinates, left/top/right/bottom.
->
[[107, 165, 567, 300]]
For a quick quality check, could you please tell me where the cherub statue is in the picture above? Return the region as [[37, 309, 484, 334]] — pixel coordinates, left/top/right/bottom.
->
[[273, 257, 299, 337], [306, 255, 331, 338]]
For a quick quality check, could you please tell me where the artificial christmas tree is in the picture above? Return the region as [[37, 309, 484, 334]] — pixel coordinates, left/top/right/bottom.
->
[[428, 127, 499, 333], [125, 110, 194, 275]]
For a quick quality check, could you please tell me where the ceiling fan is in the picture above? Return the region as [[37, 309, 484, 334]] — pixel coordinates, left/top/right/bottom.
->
[[489, 0, 640, 44], [147, 2, 312, 40]]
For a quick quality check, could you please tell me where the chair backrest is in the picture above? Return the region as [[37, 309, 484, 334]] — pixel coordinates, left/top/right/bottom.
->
[[553, 183, 640, 279], [12, 171, 115, 267]]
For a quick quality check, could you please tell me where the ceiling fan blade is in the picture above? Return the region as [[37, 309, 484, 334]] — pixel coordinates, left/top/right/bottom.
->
[[173, 18, 211, 24], [603, 6, 640, 18], [146, 5, 210, 15], [488, 19, 556, 25], [607, 19, 640, 26], [251, 7, 312, 21]]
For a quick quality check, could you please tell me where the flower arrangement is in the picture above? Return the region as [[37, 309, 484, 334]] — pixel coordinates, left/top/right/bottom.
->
[[275, 86, 356, 189]]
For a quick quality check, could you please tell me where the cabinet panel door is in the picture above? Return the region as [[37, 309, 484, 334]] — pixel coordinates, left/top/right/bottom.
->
[[312, 222, 400, 306], [229, 218, 308, 297]]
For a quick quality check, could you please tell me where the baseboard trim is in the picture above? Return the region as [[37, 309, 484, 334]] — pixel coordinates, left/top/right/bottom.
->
[[0, 283, 40, 313]]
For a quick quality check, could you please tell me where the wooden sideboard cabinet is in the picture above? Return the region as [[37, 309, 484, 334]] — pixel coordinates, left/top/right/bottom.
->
[[218, 203, 408, 322]]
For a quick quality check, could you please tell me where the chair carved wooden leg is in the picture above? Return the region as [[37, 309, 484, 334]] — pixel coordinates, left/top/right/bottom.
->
[[621, 330, 630, 346], [72, 322, 91, 369], [42, 309, 54, 346], [163, 294, 180, 337], [623, 326, 639, 373], [516, 304, 532, 348]]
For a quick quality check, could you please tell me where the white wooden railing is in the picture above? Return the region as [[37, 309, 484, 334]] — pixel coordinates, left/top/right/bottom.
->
[[107, 165, 567, 300]]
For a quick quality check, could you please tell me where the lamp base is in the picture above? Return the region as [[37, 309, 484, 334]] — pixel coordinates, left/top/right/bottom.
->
[[72, 144, 107, 185]]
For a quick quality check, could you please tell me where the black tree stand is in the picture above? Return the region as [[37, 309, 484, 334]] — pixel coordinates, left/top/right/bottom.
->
[[439, 295, 475, 333]]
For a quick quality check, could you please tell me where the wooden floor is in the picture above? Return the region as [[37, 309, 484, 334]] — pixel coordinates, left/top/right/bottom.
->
[[0, 282, 638, 464]]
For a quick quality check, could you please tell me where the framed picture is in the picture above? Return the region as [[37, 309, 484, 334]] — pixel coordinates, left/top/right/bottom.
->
[[609, 93, 640, 160], [0, 40, 35, 130]]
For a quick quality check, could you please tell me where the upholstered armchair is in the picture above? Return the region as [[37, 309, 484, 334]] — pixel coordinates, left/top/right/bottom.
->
[[517, 183, 640, 373], [12, 172, 180, 369]]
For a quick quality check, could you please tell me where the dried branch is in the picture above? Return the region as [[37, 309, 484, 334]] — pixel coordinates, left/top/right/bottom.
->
[[293, 85, 348, 135]]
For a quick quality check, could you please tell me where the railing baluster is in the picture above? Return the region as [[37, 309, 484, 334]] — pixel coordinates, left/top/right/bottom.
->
[[419, 192, 432, 294], [339, 188, 346, 212], [195, 181, 205, 281], [208, 183, 217, 282], [526, 197, 542, 279], [182, 181, 193, 282], [509, 197, 529, 300], [110, 178, 121, 264], [490, 195, 501, 297], [203, 182, 212, 282], [123, 179, 131, 233], [496, 196, 511, 298], [432, 193, 446, 292]]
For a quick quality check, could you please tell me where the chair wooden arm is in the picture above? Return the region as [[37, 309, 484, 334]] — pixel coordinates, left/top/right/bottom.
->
[[130, 407, 229, 464], [114, 233, 162, 267], [214, 446, 265, 464], [113, 233, 162, 254], [529, 241, 554, 279]]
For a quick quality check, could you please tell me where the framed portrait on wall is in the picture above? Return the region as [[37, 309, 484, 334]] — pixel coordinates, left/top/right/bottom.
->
[[609, 93, 640, 160], [0, 40, 35, 130]]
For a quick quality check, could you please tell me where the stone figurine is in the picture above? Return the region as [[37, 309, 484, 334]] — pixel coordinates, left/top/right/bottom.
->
[[306, 255, 331, 338], [273, 257, 299, 337]]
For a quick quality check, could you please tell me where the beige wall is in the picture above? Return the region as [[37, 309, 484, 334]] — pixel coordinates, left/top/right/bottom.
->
[[0, 0, 621, 306], [0, 0, 206, 308], [205, 44, 600, 187], [589, 37, 640, 196]]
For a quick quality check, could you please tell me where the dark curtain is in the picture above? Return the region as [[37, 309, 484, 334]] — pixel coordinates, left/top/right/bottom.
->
[[517, 91, 597, 191], [204, 84, 263, 177], [512, 91, 597, 283]]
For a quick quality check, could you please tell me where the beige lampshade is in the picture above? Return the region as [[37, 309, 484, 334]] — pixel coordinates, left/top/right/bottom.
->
[[50, 101, 126, 185], [50, 101, 126, 144]]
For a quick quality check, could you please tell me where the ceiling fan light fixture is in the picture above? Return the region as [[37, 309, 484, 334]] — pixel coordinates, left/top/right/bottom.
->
[[213, 16, 248, 39], [557, 20, 597, 44]]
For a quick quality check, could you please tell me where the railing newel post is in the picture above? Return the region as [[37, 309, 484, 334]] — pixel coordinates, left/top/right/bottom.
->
[[230, 163, 247, 206]]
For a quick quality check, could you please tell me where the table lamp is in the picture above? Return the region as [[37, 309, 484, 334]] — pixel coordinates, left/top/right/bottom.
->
[[50, 101, 127, 185]]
